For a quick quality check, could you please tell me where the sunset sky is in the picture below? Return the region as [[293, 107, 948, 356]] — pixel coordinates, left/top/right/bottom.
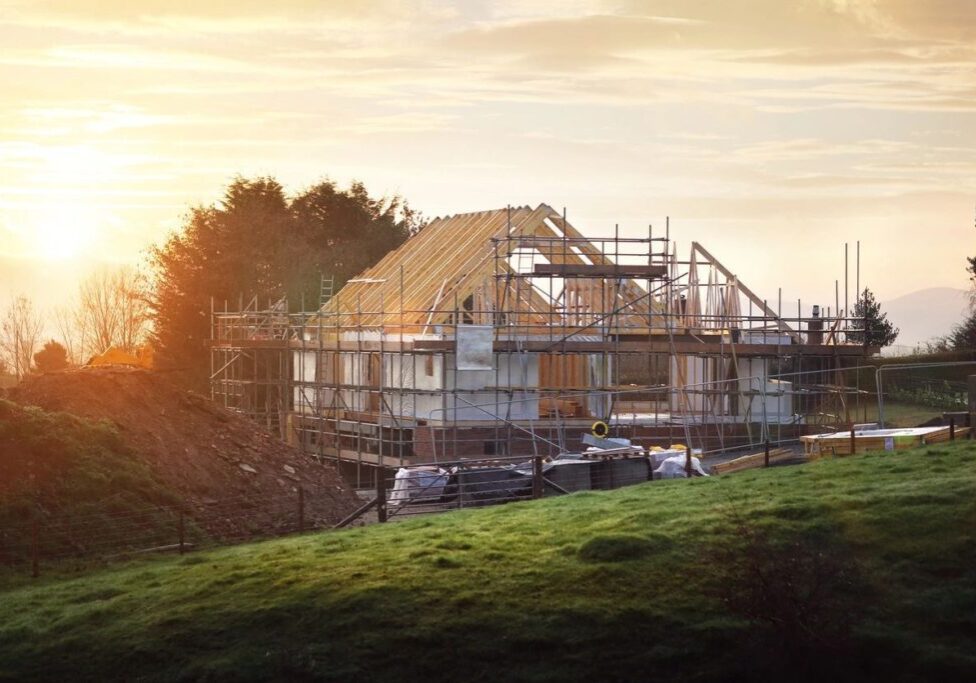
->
[[1, 0, 974, 343]]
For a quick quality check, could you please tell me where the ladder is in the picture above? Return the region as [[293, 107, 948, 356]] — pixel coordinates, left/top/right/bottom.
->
[[319, 273, 335, 308]]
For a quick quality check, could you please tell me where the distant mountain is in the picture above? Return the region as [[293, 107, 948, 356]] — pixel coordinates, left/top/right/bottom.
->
[[881, 287, 970, 352]]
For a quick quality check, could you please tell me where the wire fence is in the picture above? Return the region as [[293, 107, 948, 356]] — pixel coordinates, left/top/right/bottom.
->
[[6, 362, 972, 578], [339, 450, 709, 526], [0, 489, 319, 578], [875, 362, 975, 428], [1, 450, 689, 578]]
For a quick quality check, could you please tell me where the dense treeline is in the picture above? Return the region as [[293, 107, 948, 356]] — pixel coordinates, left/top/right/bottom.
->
[[148, 177, 421, 388]]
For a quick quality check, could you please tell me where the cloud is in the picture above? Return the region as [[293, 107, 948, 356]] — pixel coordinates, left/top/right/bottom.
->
[[0, 0, 973, 306], [828, 0, 976, 42], [2, 0, 974, 115]]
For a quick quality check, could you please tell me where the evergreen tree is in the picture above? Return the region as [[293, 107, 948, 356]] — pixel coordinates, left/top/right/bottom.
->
[[947, 314, 976, 350], [33, 340, 69, 373], [847, 288, 898, 347], [945, 254, 976, 350], [148, 177, 420, 388]]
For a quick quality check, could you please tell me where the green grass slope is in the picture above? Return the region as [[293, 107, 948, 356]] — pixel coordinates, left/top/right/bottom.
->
[[0, 400, 181, 568], [2, 442, 975, 682]]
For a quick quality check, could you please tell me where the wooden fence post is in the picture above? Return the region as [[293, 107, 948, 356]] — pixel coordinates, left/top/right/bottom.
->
[[376, 468, 387, 523], [532, 456, 543, 499], [949, 417, 955, 442], [850, 425, 856, 456], [764, 440, 770, 468], [968, 375, 976, 437], [178, 512, 185, 555], [30, 513, 39, 578]]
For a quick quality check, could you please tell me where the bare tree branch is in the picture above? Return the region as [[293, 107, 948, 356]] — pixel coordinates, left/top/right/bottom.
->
[[77, 266, 150, 356], [0, 295, 44, 380]]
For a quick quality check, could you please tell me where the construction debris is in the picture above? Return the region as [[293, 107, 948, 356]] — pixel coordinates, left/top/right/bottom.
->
[[653, 453, 709, 479]]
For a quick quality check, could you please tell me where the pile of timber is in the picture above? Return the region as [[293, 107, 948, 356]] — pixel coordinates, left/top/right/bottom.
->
[[710, 447, 795, 475], [803, 425, 971, 459], [925, 425, 971, 443]]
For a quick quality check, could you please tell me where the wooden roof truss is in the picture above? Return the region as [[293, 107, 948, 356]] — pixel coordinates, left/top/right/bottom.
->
[[314, 203, 659, 335]]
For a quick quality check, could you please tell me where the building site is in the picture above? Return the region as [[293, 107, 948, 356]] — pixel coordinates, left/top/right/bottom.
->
[[8, 3, 976, 678], [208, 202, 916, 495]]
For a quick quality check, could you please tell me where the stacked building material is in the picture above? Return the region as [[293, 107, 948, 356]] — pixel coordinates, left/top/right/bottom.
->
[[710, 447, 794, 475], [801, 425, 970, 459]]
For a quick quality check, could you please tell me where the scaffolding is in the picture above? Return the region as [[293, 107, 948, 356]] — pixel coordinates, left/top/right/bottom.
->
[[211, 203, 878, 484]]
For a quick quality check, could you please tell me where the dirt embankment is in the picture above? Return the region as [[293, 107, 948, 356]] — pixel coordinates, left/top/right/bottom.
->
[[9, 367, 359, 536]]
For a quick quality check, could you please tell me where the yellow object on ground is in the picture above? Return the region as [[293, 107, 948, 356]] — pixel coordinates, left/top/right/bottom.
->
[[87, 345, 154, 369]]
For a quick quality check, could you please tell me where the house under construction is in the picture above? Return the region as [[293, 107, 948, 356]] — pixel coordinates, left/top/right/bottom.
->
[[211, 203, 878, 473]]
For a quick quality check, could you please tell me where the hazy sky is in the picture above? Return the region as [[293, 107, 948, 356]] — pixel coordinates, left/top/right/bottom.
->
[[1, 0, 974, 331]]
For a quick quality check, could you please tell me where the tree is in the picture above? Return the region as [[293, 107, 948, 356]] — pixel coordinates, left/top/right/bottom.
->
[[48, 266, 150, 364], [77, 266, 150, 356], [946, 315, 976, 350], [287, 180, 417, 303], [33, 340, 69, 373], [942, 254, 976, 350], [0, 295, 43, 380], [149, 178, 293, 387], [148, 176, 420, 388], [846, 288, 898, 347], [52, 304, 85, 365]]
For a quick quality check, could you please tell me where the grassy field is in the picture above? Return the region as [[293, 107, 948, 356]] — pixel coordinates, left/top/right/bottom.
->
[[1, 442, 975, 682]]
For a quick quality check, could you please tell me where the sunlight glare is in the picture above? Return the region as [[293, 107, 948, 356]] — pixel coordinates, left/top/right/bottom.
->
[[33, 204, 100, 260], [19, 144, 119, 260]]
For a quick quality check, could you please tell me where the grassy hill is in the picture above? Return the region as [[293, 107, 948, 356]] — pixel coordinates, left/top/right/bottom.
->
[[0, 399, 182, 567], [1, 442, 975, 682]]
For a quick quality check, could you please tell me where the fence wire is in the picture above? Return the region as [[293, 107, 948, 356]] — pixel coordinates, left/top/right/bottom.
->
[[0, 489, 317, 576], [6, 363, 972, 578]]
